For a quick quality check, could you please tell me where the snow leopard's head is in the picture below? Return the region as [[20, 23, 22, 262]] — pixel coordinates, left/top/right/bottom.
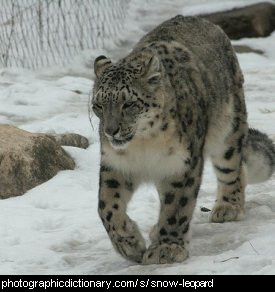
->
[[91, 52, 167, 149]]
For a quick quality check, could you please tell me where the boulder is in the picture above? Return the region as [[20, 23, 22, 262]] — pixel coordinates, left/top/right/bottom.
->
[[199, 2, 275, 39], [233, 45, 264, 54], [47, 133, 89, 149], [0, 125, 75, 199]]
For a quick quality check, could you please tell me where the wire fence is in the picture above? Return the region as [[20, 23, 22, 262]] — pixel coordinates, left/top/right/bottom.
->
[[0, 0, 131, 69]]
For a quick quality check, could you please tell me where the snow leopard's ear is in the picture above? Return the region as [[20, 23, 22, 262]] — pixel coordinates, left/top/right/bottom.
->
[[94, 55, 112, 79], [143, 55, 161, 85]]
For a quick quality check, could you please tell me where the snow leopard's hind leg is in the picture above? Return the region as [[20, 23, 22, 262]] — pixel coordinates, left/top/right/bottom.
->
[[210, 93, 248, 223]]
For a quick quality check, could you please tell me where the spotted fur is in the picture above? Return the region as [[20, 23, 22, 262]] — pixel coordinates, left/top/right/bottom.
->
[[90, 15, 275, 264]]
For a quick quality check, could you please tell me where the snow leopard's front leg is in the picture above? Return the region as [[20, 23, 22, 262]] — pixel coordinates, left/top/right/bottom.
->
[[98, 164, 145, 263], [143, 157, 204, 265]]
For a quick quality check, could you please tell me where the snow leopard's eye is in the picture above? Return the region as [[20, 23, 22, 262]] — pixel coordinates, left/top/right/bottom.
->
[[92, 103, 103, 116], [122, 101, 140, 115], [122, 101, 136, 110]]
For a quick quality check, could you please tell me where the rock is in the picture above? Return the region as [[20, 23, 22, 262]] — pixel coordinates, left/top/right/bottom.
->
[[0, 125, 75, 199], [233, 45, 264, 55], [47, 133, 89, 149], [199, 2, 275, 39]]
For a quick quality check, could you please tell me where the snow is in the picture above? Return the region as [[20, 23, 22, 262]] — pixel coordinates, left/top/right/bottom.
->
[[0, 0, 275, 275]]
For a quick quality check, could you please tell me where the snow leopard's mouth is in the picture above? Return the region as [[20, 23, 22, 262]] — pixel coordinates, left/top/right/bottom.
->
[[109, 135, 134, 149]]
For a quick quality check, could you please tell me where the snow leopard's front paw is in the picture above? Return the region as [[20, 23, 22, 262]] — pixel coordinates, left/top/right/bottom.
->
[[210, 202, 244, 223], [142, 243, 189, 265], [109, 219, 146, 263], [112, 234, 146, 263]]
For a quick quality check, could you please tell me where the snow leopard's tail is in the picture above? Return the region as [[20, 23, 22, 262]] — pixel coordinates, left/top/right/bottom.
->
[[243, 128, 275, 184]]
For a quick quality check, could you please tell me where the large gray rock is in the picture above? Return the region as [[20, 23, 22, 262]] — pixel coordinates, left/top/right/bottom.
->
[[47, 133, 89, 149], [199, 2, 275, 39], [233, 45, 264, 55], [0, 125, 75, 199]]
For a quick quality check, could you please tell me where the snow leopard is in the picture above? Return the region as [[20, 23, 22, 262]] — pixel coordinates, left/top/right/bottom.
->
[[90, 15, 275, 264]]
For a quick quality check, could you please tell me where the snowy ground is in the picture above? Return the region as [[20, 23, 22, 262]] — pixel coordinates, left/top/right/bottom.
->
[[0, 0, 275, 275]]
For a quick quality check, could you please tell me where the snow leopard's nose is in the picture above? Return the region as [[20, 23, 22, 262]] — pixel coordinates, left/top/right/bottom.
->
[[104, 125, 119, 137]]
